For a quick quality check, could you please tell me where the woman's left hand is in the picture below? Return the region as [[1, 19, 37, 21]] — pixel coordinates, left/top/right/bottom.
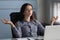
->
[[51, 16, 58, 25]]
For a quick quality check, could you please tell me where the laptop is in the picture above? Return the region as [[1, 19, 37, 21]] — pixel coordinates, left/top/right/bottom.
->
[[44, 25, 60, 40]]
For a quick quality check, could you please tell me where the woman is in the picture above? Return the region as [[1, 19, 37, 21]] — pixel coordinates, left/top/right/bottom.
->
[[2, 3, 57, 38]]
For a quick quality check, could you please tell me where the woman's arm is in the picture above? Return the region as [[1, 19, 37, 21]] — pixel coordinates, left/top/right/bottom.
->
[[2, 19, 22, 38], [37, 22, 44, 36], [34, 20, 44, 36], [2, 19, 15, 27], [12, 21, 22, 38]]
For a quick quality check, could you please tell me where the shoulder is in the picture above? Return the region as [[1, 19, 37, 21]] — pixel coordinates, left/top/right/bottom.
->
[[15, 21, 23, 27], [16, 21, 22, 24], [32, 19, 42, 26], [34, 19, 41, 24], [34, 19, 44, 28]]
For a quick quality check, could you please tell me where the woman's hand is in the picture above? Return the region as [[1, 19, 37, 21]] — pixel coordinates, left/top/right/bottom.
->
[[2, 19, 15, 27], [51, 16, 58, 25], [2, 19, 12, 24]]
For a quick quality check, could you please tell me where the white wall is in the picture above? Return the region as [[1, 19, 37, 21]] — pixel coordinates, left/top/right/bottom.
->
[[37, 0, 46, 23], [37, 0, 60, 24], [45, 0, 60, 24]]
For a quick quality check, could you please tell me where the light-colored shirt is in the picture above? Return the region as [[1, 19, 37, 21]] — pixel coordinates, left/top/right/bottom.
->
[[12, 19, 44, 38]]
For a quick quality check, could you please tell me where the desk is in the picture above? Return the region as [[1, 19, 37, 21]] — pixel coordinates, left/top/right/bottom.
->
[[0, 36, 44, 40]]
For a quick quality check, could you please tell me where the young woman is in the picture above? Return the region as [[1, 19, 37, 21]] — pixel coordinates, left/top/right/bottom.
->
[[2, 3, 57, 38]]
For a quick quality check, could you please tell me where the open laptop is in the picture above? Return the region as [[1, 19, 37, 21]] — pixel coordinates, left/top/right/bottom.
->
[[44, 25, 60, 40]]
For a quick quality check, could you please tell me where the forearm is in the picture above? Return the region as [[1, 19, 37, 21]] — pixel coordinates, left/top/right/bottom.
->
[[10, 21, 22, 38], [10, 22, 15, 28], [12, 27, 22, 38]]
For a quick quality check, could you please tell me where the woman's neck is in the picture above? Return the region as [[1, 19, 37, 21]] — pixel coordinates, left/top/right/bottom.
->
[[24, 17, 30, 22]]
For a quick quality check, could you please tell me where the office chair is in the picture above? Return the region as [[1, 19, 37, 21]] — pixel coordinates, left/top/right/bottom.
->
[[10, 11, 37, 38], [10, 12, 20, 25], [10, 12, 20, 38], [10, 11, 37, 24]]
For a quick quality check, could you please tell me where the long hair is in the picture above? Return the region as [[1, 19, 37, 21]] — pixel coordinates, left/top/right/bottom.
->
[[19, 3, 36, 21]]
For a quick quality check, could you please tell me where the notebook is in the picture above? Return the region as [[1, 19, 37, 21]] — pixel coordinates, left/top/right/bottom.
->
[[44, 25, 60, 40]]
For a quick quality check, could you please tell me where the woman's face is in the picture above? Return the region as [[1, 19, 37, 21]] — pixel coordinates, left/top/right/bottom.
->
[[24, 5, 33, 17]]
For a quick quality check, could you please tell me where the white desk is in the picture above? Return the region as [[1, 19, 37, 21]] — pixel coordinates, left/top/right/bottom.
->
[[0, 36, 44, 40]]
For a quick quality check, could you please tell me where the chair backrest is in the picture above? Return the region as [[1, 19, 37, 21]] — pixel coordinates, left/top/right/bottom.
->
[[10, 12, 20, 25], [10, 11, 37, 25]]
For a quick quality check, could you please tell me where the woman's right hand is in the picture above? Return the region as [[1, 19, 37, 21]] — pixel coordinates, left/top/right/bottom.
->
[[2, 19, 12, 24], [2, 19, 15, 27]]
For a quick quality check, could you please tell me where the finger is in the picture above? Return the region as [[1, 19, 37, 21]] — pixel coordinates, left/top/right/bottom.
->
[[55, 16, 58, 20], [3, 19, 8, 21], [2, 19, 7, 23]]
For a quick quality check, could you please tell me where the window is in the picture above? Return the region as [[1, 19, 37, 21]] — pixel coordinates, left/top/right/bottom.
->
[[53, 3, 60, 23]]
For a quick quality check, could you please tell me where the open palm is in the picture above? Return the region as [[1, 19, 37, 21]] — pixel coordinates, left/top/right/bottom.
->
[[2, 19, 12, 24], [51, 16, 58, 25]]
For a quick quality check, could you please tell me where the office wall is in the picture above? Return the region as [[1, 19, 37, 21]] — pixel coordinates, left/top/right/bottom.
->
[[45, 0, 60, 24], [37, 0, 46, 23], [37, 0, 60, 24], [0, 0, 38, 39]]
